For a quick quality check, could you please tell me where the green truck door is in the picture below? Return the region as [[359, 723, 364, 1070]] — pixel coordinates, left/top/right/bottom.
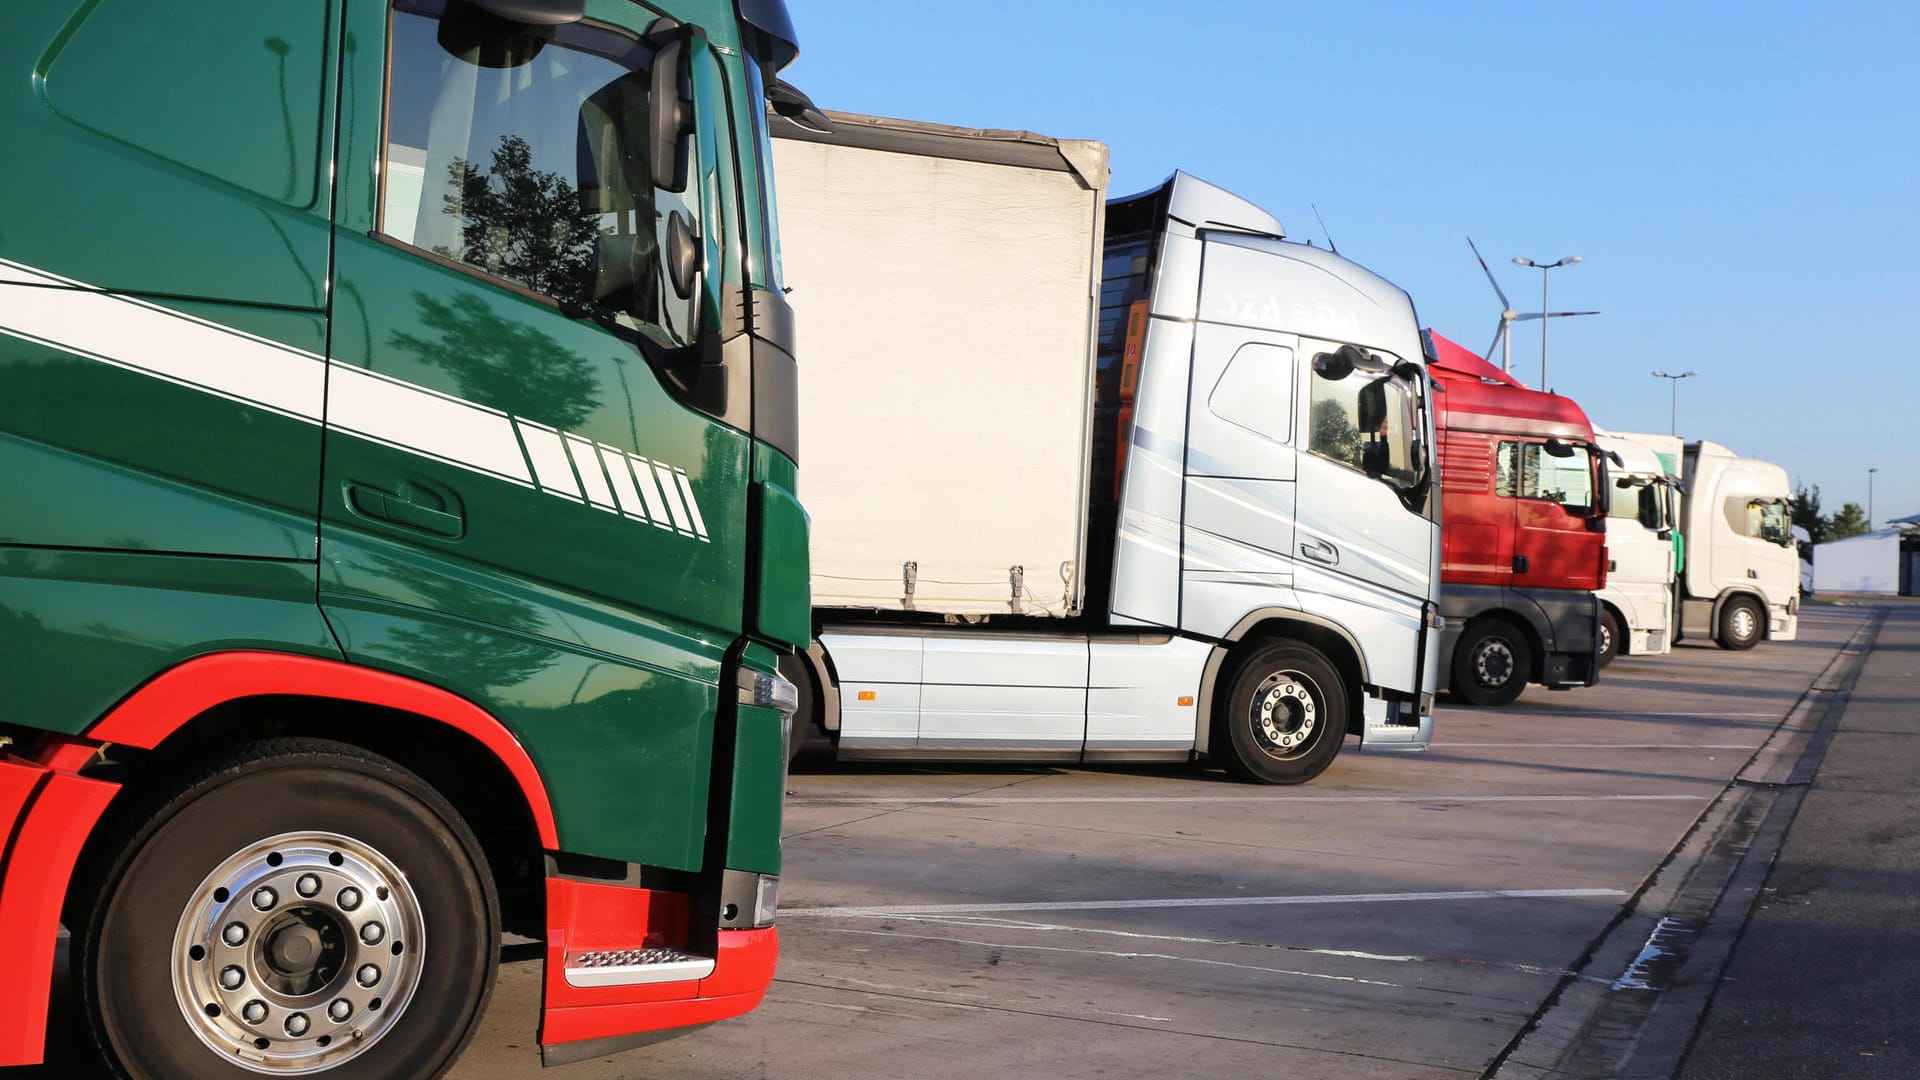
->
[[317, 1, 750, 871]]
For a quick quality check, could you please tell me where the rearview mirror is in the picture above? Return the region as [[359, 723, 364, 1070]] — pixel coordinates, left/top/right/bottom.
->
[[768, 78, 832, 133], [1543, 438, 1576, 458], [648, 21, 695, 192], [1356, 379, 1387, 434]]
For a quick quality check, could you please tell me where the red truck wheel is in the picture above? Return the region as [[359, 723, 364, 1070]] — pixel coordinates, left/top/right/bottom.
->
[[1216, 641, 1346, 785], [1452, 621, 1531, 707], [74, 739, 498, 1079]]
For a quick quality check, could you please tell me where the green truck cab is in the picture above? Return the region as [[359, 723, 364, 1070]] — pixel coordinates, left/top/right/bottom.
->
[[0, 1, 812, 1075]]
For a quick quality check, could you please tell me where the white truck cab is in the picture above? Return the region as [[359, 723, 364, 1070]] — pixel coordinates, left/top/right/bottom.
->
[[1594, 430, 1679, 662], [1615, 434, 1799, 648]]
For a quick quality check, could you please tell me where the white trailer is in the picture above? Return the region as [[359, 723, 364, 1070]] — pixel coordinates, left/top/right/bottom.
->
[[772, 112, 1440, 783], [1812, 531, 1910, 594], [1615, 434, 1799, 648], [1593, 430, 1679, 661]]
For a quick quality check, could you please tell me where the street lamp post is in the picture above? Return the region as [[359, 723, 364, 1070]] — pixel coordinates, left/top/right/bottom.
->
[[1651, 370, 1699, 435], [1513, 255, 1582, 387], [1869, 467, 1879, 528]]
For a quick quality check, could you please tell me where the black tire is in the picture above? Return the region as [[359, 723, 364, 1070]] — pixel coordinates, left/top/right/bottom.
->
[[1598, 606, 1625, 667], [1452, 620, 1532, 707], [76, 738, 498, 1080], [1717, 596, 1764, 650], [1215, 641, 1346, 785]]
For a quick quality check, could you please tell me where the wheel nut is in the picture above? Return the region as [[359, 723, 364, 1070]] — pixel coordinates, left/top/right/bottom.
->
[[356, 964, 380, 987], [296, 874, 321, 898], [338, 887, 361, 911], [219, 966, 245, 991], [223, 923, 248, 947], [285, 1012, 310, 1037], [329, 998, 353, 1022], [360, 922, 384, 946], [242, 1000, 269, 1024], [252, 887, 277, 911]]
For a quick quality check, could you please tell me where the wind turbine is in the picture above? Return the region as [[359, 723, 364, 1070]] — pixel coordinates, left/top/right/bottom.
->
[[1466, 237, 1599, 373]]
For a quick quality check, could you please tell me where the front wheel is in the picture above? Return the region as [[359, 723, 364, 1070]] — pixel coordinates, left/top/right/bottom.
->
[[77, 738, 498, 1080], [1452, 620, 1532, 706], [1717, 596, 1764, 650], [1215, 641, 1347, 785], [1598, 607, 1625, 667]]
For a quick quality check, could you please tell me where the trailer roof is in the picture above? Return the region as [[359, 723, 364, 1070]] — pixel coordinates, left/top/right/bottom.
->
[[770, 109, 1108, 191]]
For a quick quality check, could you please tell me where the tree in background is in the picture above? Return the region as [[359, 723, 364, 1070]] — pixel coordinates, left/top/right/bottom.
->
[[1792, 484, 1830, 545], [1828, 501, 1871, 540]]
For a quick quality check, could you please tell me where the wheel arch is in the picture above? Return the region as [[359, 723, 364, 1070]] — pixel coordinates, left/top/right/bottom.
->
[[77, 652, 556, 937], [1597, 597, 1629, 656], [1711, 587, 1771, 642], [1196, 610, 1369, 753], [1457, 610, 1546, 684], [783, 639, 840, 736]]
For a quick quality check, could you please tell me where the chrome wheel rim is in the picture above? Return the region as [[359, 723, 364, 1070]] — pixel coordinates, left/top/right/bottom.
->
[[1599, 620, 1613, 657], [1473, 638, 1516, 688], [1731, 606, 1757, 642], [1249, 669, 1319, 759], [171, 831, 426, 1074]]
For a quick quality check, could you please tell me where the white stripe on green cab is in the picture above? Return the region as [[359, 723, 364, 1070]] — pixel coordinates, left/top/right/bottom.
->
[[0, 257, 709, 542]]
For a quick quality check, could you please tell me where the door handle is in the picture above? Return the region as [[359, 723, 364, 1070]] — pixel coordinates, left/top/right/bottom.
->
[[346, 483, 464, 538], [1513, 554, 1530, 574], [1299, 538, 1339, 566]]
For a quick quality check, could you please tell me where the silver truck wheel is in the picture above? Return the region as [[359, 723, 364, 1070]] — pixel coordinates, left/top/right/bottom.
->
[[1216, 641, 1346, 785], [171, 831, 426, 1072], [79, 738, 498, 1080]]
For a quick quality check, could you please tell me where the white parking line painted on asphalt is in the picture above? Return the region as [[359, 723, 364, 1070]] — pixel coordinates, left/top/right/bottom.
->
[[794, 793, 1709, 806], [1441, 743, 1762, 749], [786, 887, 1628, 919]]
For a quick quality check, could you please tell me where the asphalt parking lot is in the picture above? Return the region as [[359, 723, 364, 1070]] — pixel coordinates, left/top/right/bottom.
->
[[27, 603, 1896, 1079], [448, 602, 1885, 1079]]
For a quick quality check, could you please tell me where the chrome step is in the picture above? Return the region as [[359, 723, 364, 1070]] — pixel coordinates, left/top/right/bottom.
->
[[563, 946, 716, 988]]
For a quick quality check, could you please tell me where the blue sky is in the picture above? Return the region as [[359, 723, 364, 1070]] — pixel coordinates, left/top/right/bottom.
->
[[779, 1, 1920, 524]]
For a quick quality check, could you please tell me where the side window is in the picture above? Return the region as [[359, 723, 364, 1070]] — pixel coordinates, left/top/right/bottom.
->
[[1208, 343, 1294, 443], [381, 1, 701, 345], [1308, 347, 1417, 488], [1638, 485, 1664, 530], [1502, 442, 1594, 511]]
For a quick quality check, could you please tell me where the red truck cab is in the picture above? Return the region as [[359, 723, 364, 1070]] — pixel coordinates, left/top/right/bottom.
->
[[1428, 331, 1607, 705]]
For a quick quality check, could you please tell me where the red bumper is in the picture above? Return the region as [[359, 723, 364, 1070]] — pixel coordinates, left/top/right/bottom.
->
[[541, 877, 779, 1048], [0, 745, 120, 1066]]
